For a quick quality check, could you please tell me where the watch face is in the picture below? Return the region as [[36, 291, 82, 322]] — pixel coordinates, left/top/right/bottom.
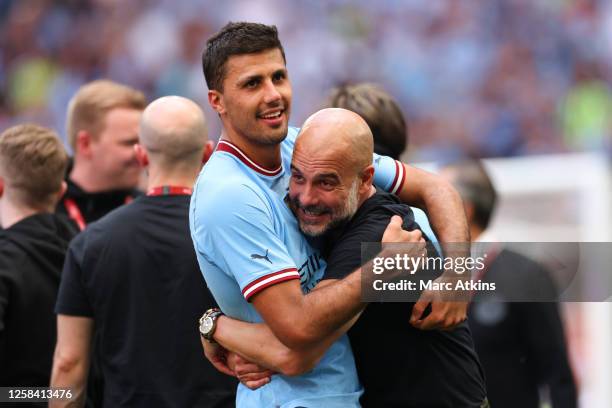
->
[[200, 316, 213, 335]]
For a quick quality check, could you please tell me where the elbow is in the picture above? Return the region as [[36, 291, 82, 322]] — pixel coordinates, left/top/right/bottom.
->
[[276, 350, 318, 376], [276, 327, 318, 351], [51, 348, 86, 383]]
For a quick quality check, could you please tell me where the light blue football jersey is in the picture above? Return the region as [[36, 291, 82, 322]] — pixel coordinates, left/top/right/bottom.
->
[[190, 127, 405, 407]]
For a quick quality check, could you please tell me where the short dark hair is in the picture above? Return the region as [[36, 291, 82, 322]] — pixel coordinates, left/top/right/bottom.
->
[[326, 83, 407, 160], [203, 22, 286, 92], [0, 124, 68, 208], [444, 159, 498, 229]]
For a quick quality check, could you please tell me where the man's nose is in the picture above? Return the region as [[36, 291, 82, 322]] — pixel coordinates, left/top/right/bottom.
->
[[262, 80, 282, 104], [298, 183, 318, 207]]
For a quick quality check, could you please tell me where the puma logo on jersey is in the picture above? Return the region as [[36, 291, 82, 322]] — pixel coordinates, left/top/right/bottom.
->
[[251, 249, 272, 264]]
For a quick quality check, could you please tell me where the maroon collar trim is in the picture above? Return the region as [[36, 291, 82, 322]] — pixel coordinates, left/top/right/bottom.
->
[[216, 140, 282, 176]]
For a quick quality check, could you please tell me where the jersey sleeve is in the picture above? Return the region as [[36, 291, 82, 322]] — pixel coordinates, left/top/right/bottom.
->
[[55, 234, 94, 317], [191, 183, 300, 301], [372, 153, 406, 195]]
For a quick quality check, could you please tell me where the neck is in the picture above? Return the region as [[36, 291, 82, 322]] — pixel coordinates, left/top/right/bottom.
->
[[146, 167, 199, 191], [221, 129, 282, 170], [0, 200, 44, 229], [357, 185, 376, 208]]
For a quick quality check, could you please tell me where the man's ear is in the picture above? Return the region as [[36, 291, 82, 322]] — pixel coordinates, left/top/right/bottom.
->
[[360, 165, 375, 192], [0, 176, 4, 198], [202, 140, 215, 164], [208, 90, 225, 115], [56, 181, 67, 201], [75, 130, 93, 157], [133, 144, 148, 168]]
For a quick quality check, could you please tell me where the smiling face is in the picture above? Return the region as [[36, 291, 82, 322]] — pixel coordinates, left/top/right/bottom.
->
[[289, 158, 361, 237], [288, 109, 376, 237], [209, 48, 291, 146]]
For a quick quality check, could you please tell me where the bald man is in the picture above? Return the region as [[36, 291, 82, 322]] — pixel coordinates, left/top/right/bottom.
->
[[202, 109, 488, 407], [51, 96, 236, 408]]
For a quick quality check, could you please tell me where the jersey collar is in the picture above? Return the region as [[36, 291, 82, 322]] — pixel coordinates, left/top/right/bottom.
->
[[216, 140, 283, 177]]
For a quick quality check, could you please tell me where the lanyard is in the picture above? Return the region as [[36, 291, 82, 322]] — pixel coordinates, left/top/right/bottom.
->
[[146, 186, 193, 196], [63, 195, 134, 231]]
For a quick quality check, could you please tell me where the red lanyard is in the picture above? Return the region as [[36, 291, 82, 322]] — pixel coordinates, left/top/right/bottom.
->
[[63, 198, 86, 231], [63, 195, 134, 231], [146, 186, 193, 196]]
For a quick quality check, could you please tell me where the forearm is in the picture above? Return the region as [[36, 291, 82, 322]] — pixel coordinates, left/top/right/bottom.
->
[[215, 311, 359, 376], [50, 316, 93, 408], [49, 352, 89, 408], [260, 271, 365, 350], [214, 316, 292, 372]]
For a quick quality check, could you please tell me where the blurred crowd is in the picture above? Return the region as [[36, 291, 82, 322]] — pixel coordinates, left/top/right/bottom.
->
[[1, 0, 611, 160]]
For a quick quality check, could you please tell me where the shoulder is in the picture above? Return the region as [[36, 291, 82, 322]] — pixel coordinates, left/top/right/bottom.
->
[[193, 174, 269, 214], [345, 192, 412, 239], [190, 176, 274, 237], [0, 235, 23, 276], [86, 198, 145, 233]]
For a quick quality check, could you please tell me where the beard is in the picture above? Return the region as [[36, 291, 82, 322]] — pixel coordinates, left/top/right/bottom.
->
[[290, 179, 361, 237]]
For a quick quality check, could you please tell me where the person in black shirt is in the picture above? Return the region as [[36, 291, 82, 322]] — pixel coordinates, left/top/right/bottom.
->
[[55, 80, 147, 230], [55, 80, 147, 408], [209, 108, 487, 407], [440, 159, 577, 408], [51, 96, 236, 407], [0, 124, 77, 388]]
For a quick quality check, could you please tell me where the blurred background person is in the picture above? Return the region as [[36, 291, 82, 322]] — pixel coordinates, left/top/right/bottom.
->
[[440, 159, 578, 408], [56, 80, 146, 230], [51, 96, 236, 408], [326, 83, 407, 160], [325, 82, 439, 249], [55, 78, 147, 408], [0, 124, 77, 388]]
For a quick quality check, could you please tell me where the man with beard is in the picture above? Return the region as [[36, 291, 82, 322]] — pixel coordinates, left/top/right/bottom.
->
[[205, 109, 488, 408], [191, 22, 471, 407], [0, 125, 77, 388]]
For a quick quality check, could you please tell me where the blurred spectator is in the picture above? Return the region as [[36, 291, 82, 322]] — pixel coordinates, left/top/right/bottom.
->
[[1, 0, 611, 159], [324, 82, 440, 251], [560, 60, 612, 151], [440, 159, 578, 408], [52, 79, 146, 408], [0, 124, 77, 388], [55, 80, 146, 230], [325, 83, 407, 159], [51, 96, 236, 407]]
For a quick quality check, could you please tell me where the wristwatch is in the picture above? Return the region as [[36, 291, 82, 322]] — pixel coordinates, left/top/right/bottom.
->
[[199, 308, 223, 342]]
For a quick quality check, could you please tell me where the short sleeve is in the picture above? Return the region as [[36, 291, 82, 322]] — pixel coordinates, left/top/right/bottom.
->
[[191, 183, 300, 301], [55, 234, 94, 317], [372, 153, 405, 195]]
